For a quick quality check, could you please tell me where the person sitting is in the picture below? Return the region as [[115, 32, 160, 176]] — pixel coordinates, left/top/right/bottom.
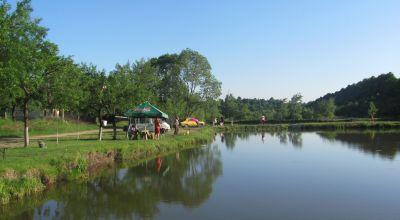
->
[[129, 124, 139, 140], [140, 129, 151, 140]]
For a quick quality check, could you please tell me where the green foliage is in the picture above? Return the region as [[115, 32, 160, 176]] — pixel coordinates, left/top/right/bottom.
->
[[288, 93, 303, 120], [179, 49, 221, 116], [314, 98, 336, 120], [368, 101, 378, 120], [220, 94, 239, 120], [313, 73, 400, 118]]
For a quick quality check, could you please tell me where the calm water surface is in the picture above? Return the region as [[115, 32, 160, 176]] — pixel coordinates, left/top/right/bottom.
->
[[3, 131, 400, 220]]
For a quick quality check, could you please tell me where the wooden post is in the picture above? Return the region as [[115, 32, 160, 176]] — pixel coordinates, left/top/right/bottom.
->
[[77, 113, 80, 141], [23, 99, 29, 147], [61, 109, 65, 121], [99, 126, 103, 141], [112, 116, 117, 140], [2, 148, 6, 160], [57, 117, 59, 144]]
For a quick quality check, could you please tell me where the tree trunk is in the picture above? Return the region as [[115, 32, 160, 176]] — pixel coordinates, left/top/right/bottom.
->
[[23, 99, 29, 147], [61, 109, 65, 121], [4, 111, 7, 119], [112, 116, 117, 140], [11, 105, 16, 120]]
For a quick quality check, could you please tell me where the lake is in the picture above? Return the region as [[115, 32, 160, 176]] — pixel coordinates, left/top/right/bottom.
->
[[3, 131, 400, 220]]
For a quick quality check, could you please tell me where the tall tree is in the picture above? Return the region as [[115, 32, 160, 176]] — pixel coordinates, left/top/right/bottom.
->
[[314, 98, 336, 120], [220, 94, 239, 120], [151, 54, 188, 118], [3, 0, 57, 146], [179, 49, 221, 116], [368, 101, 378, 121], [288, 93, 303, 120], [131, 59, 159, 104], [41, 56, 83, 120], [80, 64, 109, 140]]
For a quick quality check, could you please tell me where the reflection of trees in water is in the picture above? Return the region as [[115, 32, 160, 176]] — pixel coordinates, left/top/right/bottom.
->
[[317, 131, 400, 160], [221, 133, 252, 150], [10, 145, 222, 220], [269, 131, 303, 148], [220, 132, 302, 149]]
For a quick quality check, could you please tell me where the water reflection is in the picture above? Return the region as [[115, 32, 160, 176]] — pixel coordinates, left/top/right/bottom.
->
[[219, 131, 400, 159], [8, 145, 222, 220], [220, 131, 303, 149], [317, 131, 400, 160], [3, 131, 400, 220]]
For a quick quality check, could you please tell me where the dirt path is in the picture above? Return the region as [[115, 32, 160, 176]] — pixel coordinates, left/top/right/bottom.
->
[[0, 129, 113, 148]]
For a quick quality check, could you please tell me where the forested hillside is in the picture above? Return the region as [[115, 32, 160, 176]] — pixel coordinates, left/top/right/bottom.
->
[[219, 73, 400, 121], [312, 73, 400, 118]]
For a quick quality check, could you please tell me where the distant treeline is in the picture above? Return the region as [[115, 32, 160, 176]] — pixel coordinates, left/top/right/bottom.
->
[[219, 73, 399, 122], [0, 0, 221, 146], [311, 73, 400, 118], [219, 94, 335, 122]]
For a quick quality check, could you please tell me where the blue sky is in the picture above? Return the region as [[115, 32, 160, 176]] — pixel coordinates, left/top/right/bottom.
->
[[14, 0, 400, 101]]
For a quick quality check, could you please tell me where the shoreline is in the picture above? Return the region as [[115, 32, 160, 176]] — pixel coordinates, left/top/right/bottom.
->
[[2, 121, 400, 205], [216, 121, 400, 132], [0, 128, 215, 205]]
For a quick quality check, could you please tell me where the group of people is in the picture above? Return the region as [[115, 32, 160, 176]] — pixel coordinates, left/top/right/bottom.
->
[[212, 116, 225, 126], [128, 117, 162, 140], [261, 115, 266, 124]]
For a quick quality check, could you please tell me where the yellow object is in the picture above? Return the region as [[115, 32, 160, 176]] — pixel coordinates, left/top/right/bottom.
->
[[180, 118, 205, 127]]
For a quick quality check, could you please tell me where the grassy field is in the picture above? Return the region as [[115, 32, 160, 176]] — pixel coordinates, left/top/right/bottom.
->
[[0, 127, 214, 204], [0, 118, 98, 138]]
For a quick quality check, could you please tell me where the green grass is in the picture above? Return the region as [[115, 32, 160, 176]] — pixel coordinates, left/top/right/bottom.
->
[[0, 118, 98, 138], [0, 127, 214, 204]]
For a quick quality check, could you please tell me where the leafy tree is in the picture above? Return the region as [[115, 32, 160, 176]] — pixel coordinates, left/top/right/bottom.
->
[[131, 59, 159, 104], [220, 94, 239, 120], [368, 101, 378, 121], [41, 56, 84, 120], [179, 49, 221, 116], [80, 64, 110, 140], [2, 0, 58, 146], [302, 107, 314, 120], [314, 98, 336, 120], [288, 93, 303, 120], [276, 100, 289, 120]]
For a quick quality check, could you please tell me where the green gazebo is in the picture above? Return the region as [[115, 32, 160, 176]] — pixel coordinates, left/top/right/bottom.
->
[[124, 101, 168, 119]]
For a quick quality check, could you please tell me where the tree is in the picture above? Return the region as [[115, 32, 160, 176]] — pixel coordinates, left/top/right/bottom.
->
[[314, 98, 336, 120], [179, 49, 221, 116], [274, 99, 289, 121], [41, 56, 84, 120], [302, 107, 314, 120], [220, 94, 239, 120], [131, 59, 159, 104], [288, 93, 303, 120], [107, 63, 136, 139], [80, 64, 110, 140], [368, 101, 378, 121], [2, 0, 58, 146]]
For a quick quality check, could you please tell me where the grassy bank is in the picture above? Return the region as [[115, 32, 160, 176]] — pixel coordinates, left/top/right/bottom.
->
[[0, 127, 214, 205], [0, 118, 98, 138], [217, 121, 400, 132]]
